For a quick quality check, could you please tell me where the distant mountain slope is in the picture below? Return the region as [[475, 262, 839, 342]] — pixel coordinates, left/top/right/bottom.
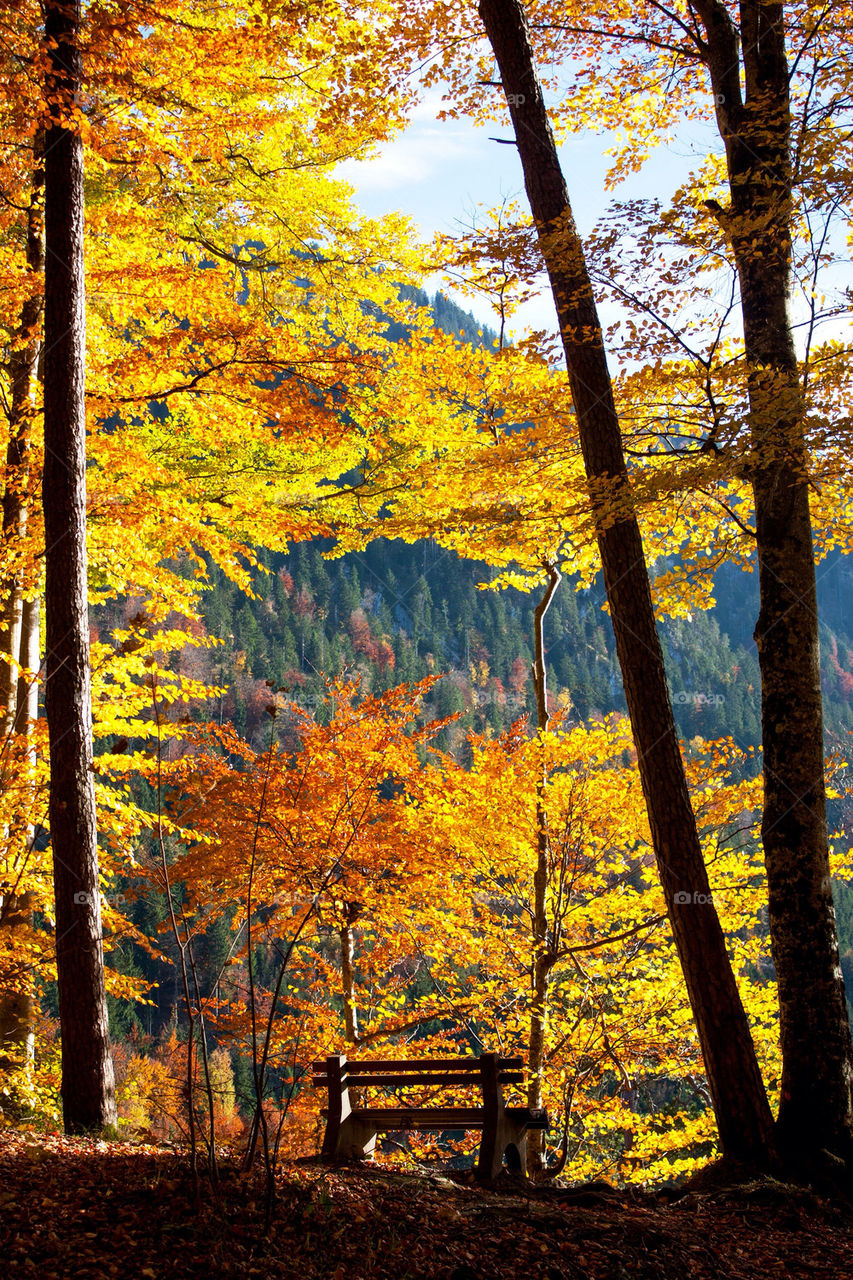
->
[[197, 538, 852, 750], [194, 285, 853, 759]]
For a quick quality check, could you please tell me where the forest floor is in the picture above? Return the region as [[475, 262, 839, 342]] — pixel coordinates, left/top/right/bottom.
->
[[1, 1129, 852, 1280]]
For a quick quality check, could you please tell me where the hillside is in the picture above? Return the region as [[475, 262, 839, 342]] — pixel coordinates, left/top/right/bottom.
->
[[166, 289, 853, 759], [194, 540, 853, 758]]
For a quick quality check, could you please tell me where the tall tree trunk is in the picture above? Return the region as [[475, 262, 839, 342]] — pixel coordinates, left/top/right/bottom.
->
[[0, 137, 44, 1076], [42, 0, 116, 1132], [527, 562, 560, 1175], [478, 0, 775, 1165], [692, 0, 853, 1162]]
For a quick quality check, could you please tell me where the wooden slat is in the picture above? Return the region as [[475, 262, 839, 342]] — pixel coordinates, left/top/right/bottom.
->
[[312, 1055, 526, 1092], [313, 1072, 524, 1089], [312, 1055, 523, 1071], [336, 1072, 486, 1088], [315, 1070, 522, 1080], [348, 1105, 546, 1131], [346, 1057, 483, 1071], [357, 1107, 486, 1130]]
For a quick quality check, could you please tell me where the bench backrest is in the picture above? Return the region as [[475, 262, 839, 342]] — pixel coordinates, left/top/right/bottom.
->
[[312, 1053, 524, 1091]]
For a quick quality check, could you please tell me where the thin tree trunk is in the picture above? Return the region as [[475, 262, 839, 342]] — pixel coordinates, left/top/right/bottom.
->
[[42, 0, 116, 1132], [0, 887, 35, 1071], [0, 138, 44, 1075], [338, 911, 364, 1115], [692, 0, 853, 1162], [0, 135, 44, 745], [0, 594, 42, 1070], [14, 595, 39, 738], [478, 0, 775, 1165], [340, 924, 359, 1045], [527, 562, 560, 1174]]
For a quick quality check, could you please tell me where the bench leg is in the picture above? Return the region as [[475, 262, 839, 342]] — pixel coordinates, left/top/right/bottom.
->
[[477, 1120, 528, 1181], [335, 1115, 377, 1161], [477, 1129, 501, 1181]]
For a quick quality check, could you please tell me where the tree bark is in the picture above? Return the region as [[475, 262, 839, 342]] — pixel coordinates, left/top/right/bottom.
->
[[340, 924, 359, 1045], [527, 562, 560, 1174], [43, 0, 116, 1132], [692, 0, 853, 1161], [478, 0, 775, 1165]]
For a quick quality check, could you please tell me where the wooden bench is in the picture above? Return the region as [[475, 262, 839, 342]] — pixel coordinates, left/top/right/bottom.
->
[[313, 1051, 548, 1180]]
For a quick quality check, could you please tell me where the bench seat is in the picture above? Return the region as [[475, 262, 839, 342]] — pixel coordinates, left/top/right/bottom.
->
[[351, 1104, 548, 1131]]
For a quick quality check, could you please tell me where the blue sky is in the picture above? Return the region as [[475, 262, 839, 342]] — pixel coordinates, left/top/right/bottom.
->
[[337, 89, 707, 336]]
